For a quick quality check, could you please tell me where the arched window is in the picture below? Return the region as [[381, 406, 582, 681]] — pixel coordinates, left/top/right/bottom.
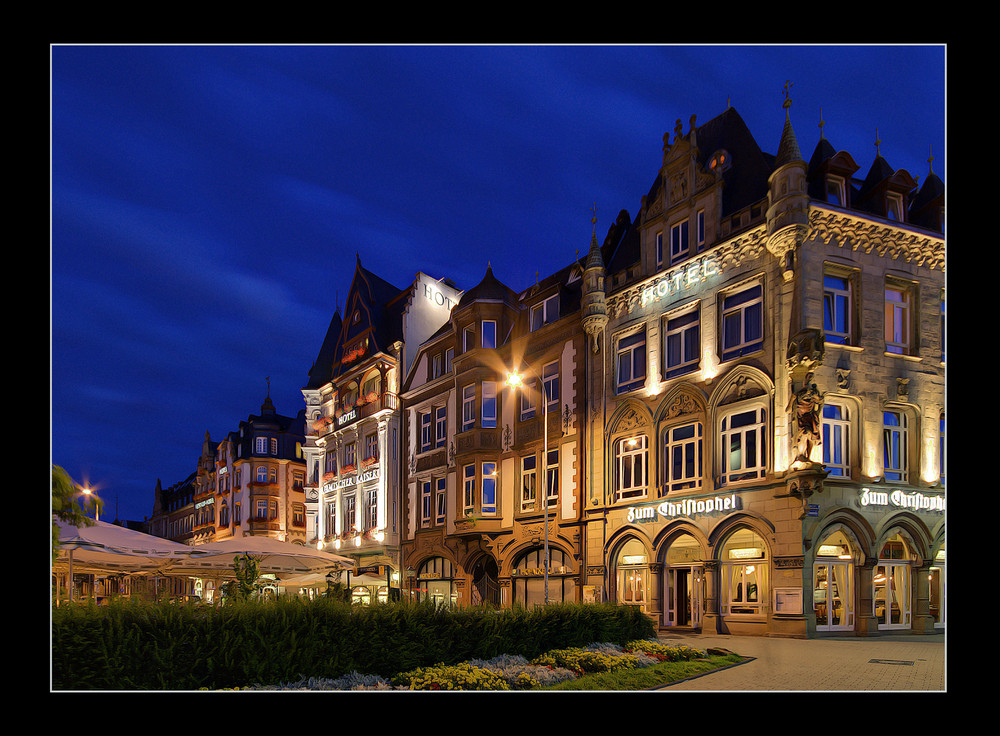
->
[[718, 404, 767, 484], [720, 528, 768, 617], [511, 547, 575, 606]]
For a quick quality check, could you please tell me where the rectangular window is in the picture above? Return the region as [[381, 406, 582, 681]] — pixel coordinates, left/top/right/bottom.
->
[[542, 362, 559, 411], [822, 402, 850, 477], [482, 381, 497, 428], [721, 284, 763, 361], [255, 499, 268, 520], [670, 219, 689, 264], [885, 284, 912, 355], [530, 295, 559, 331], [256, 465, 268, 483], [420, 411, 433, 453], [520, 454, 537, 511], [482, 320, 497, 349], [366, 487, 377, 531], [824, 273, 853, 345], [826, 176, 845, 206], [520, 379, 536, 421], [883, 410, 908, 483], [270, 437, 278, 455], [365, 432, 378, 461], [344, 442, 356, 468], [664, 308, 700, 378], [326, 498, 336, 537], [343, 493, 356, 531], [445, 348, 454, 373], [435, 406, 447, 448], [720, 406, 767, 484], [546, 448, 559, 509], [436, 477, 447, 525], [269, 466, 277, 484], [663, 422, 703, 494], [463, 325, 475, 353], [463, 464, 475, 514], [482, 462, 497, 516], [255, 436, 267, 454], [696, 210, 705, 249], [615, 435, 647, 500], [462, 384, 475, 431], [421, 481, 432, 526], [616, 331, 646, 393], [431, 353, 442, 379], [655, 231, 664, 267]]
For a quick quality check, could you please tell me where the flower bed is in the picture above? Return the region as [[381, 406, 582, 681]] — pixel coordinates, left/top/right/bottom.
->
[[243, 640, 708, 691]]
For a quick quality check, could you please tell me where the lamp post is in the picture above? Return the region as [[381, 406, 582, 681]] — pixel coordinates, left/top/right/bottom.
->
[[79, 485, 99, 521], [505, 367, 550, 605]]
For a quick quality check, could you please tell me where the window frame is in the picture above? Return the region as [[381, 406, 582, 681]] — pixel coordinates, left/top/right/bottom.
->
[[545, 448, 559, 509], [670, 219, 690, 265], [419, 410, 433, 453], [435, 477, 447, 525], [615, 328, 647, 394], [481, 462, 497, 516], [663, 305, 700, 378], [614, 434, 648, 501], [435, 405, 447, 448], [463, 463, 475, 515], [462, 384, 475, 431], [882, 409, 908, 483], [884, 280, 914, 355], [718, 403, 768, 485], [542, 361, 559, 411], [823, 269, 855, 346], [720, 282, 763, 362], [530, 295, 559, 332], [822, 400, 851, 478], [661, 421, 703, 495], [520, 454, 537, 512], [482, 319, 497, 349], [482, 381, 497, 428]]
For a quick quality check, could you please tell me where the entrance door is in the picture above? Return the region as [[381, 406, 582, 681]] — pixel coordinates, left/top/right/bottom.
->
[[814, 562, 853, 631], [471, 557, 500, 607], [617, 567, 647, 611], [874, 562, 910, 629], [665, 566, 703, 628]]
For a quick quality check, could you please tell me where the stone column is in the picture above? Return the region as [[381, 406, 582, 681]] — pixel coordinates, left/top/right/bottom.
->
[[856, 560, 880, 636], [701, 560, 722, 634], [911, 562, 937, 634]]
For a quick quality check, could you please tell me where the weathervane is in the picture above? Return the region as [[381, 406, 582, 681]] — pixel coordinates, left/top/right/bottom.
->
[[782, 80, 793, 109]]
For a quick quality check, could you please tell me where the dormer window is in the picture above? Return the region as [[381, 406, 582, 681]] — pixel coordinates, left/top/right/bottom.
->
[[708, 149, 731, 173], [670, 219, 690, 265], [530, 295, 559, 331], [886, 192, 904, 222], [825, 175, 846, 206]]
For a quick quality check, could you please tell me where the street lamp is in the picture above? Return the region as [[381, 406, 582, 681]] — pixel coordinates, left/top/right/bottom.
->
[[79, 486, 100, 521], [505, 367, 551, 605]]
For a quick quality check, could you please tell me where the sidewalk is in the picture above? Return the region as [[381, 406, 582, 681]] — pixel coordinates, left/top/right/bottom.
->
[[652, 631, 945, 691]]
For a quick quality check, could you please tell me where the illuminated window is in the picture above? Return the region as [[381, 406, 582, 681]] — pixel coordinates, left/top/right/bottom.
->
[[545, 448, 559, 509], [885, 282, 913, 355], [256, 465, 268, 483], [822, 401, 850, 477], [255, 436, 267, 454], [616, 330, 646, 394], [721, 283, 763, 361], [542, 361, 559, 410], [435, 477, 447, 525], [519, 378, 536, 421], [662, 422, 702, 494], [719, 405, 767, 484], [463, 464, 475, 514], [520, 454, 536, 511], [615, 435, 648, 500], [663, 307, 699, 378], [482, 462, 497, 515], [823, 271, 854, 345], [883, 410, 908, 483], [722, 528, 767, 616]]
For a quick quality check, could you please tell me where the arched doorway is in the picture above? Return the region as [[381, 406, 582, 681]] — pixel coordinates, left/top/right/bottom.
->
[[719, 527, 768, 619], [662, 532, 705, 629], [511, 546, 575, 606], [470, 555, 500, 607], [614, 537, 650, 612], [813, 529, 856, 632], [874, 532, 914, 630]]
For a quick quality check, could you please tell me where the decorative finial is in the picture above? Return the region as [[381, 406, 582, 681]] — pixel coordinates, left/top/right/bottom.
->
[[266, 376, 270, 399], [875, 127, 882, 158], [818, 108, 825, 139], [591, 202, 598, 234], [727, 96, 731, 110], [928, 144, 934, 174], [782, 80, 793, 110]]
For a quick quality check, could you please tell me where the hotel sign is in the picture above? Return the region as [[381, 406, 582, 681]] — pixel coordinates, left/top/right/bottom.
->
[[639, 255, 720, 310], [627, 493, 741, 524], [323, 467, 379, 493], [859, 488, 946, 513]]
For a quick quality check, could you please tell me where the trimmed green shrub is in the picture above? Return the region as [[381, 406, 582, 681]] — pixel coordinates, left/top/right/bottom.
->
[[51, 598, 655, 690]]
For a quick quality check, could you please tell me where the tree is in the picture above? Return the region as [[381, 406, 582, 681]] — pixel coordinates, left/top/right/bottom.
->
[[219, 553, 265, 603], [52, 465, 103, 563]]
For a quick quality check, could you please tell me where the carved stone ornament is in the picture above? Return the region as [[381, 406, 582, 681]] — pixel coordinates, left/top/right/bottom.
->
[[896, 377, 910, 401], [809, 209, 945, 271], [664, 393, 698, 419], [836, 368, 851, 390], [786, 328, 825, 379], [614, 407, 648, 434]]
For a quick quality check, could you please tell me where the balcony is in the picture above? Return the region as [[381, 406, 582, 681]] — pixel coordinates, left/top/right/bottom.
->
[[454, 427, 500, 455], [332, 392, 399, 430]]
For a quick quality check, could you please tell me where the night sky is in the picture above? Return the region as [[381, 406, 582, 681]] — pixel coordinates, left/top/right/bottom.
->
[[51, 44, 946, 524]]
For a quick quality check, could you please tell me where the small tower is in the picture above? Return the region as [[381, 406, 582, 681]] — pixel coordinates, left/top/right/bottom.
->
[[766, 81, 810, 282], [580, 204, 608, 353]]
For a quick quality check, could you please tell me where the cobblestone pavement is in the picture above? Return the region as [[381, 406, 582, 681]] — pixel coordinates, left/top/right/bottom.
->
[[652, 631, 945, 691]]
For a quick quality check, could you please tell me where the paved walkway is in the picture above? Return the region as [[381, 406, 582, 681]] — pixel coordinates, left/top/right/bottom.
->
[[651, 631, 945, 691]]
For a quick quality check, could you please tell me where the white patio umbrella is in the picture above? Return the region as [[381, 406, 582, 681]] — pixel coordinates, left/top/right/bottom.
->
[[52, 518, 212, 600], [166, 536, 355, 577]]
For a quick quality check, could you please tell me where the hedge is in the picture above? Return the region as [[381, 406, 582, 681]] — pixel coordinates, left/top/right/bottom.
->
[[51, 598, 656, 690]]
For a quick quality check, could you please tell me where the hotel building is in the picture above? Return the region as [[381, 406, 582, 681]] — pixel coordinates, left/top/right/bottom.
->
[[581, 98, 944, 637]]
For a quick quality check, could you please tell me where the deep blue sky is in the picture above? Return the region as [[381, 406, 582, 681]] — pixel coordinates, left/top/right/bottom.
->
[[51, 44, 946, 523]]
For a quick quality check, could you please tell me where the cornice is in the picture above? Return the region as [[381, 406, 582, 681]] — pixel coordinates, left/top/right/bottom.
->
[[808, 207, 945, 271]]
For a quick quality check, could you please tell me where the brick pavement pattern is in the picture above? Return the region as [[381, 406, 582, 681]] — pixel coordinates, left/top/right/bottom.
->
[[653, 632, 945, 691]]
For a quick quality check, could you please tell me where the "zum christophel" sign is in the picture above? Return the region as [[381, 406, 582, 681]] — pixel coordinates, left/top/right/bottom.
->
[[627, 493, 741, 523]]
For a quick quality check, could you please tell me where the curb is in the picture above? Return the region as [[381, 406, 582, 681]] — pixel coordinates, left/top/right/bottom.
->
[[646, 654, 756, 691]]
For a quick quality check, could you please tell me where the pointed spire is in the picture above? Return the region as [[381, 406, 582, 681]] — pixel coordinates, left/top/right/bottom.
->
[[776, 80, 804, 166]]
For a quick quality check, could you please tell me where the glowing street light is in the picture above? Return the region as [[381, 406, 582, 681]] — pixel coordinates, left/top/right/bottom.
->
[[79, 485, 100, 521], [506, 365, 551, 605]]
